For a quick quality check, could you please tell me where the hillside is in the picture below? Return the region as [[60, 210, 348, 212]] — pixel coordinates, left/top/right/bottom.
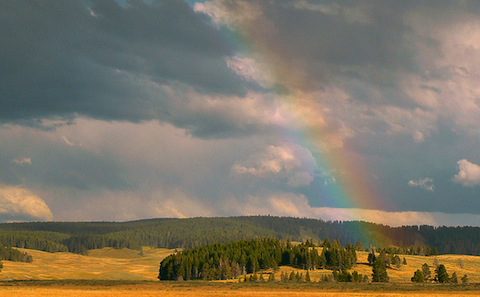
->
[[0, 247, 173, 280], [1, 247, 480, 283], [0, 216, 479, 255]]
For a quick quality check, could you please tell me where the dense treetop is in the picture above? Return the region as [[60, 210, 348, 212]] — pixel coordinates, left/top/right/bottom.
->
[[158, 238, 356, 281], [0, 216, 479, 254]]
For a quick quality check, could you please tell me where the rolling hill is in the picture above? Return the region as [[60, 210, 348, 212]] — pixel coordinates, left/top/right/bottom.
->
[[0, 216, 479, 255]]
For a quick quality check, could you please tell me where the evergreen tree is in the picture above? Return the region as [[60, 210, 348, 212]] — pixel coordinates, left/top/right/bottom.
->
[[391, 255, 401, 268], [372, 256, 389, 282], [411, 270, 424, 283], [450, 272, 458, 284], [421, 263, 431, 281], [352, 271, 359, 282], [435, 264, 449, 283], [367, 251, 376, 265]]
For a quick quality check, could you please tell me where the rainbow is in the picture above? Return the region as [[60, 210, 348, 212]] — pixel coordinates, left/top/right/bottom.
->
[[192, 1, 405, 244], [220, 14, 383, 212]]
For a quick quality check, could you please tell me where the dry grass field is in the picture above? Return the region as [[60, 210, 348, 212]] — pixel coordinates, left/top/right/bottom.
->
[[253, 250, 480, 284], [1, 247, 480, 296], [0, 247, 174, 280], [1, 283, 480, 297], [1, 247, 480, 283]]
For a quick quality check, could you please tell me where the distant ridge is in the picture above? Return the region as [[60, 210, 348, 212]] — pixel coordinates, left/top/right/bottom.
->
[[0, 216, 479, 255]]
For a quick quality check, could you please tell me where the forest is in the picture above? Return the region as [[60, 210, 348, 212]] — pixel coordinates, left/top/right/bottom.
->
[[0, 216, 479, 255], [0, 246, 33, 262], [158, 239, 357, 280]]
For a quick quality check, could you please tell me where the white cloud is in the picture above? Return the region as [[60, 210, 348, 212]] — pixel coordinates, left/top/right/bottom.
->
[[0, 185, 53, 221], [408, 177, 435, 191], [232, 144, 315, 187], [13, 157, 32, 166], [225, 55, 274, 88], [293, 0, 371, 24], [243, 192, 480, 227], [454, 159, 480, 187]]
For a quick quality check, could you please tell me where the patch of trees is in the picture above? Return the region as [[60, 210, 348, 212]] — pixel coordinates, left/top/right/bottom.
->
[[367, 250, 390, 282], [158, 239, 357, 281], [0, 231, 68, 252], [1, 217, 480, 255], [332, 270, 369, 282], [411, 262, 469, 284], [0, 246, 32, 262]]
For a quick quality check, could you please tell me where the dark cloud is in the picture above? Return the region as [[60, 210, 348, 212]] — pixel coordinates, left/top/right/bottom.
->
[[0, 0, 246, 126]]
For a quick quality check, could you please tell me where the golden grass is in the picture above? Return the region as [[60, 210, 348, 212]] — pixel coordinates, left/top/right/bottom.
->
[[354, 251, 480, 283], [0, 247, 173, 281], [0, 284, 479, 297], [253, 251, 480, 284], [1, 247, 480, 285]]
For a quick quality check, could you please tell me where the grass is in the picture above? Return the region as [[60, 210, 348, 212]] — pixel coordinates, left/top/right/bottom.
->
[[1, 281, 480, 297], [252, 250, 480, 284], [1, 247, 480, 296], [0, 247, 173, 281]]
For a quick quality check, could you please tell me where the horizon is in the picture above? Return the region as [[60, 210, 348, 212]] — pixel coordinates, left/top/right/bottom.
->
[[1, 1, 480, 227], [2, 214, 480, 229]]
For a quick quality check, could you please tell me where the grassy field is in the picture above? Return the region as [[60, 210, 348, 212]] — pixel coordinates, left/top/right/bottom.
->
[[250, 250, 480, 284], [1, 247, 480, 296], [0, 247, 174, 281], [1, 247, 480, 283], [1, 281, 480, 297]]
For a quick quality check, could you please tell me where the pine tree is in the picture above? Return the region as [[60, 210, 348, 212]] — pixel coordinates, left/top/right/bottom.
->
[[372, 256, 389, 282], [421, 263, 431, 281], [450, 272, 458, 284], [435, 264, 449, 283], [367, 251, 376, 265], [411, 270, 424, 283]]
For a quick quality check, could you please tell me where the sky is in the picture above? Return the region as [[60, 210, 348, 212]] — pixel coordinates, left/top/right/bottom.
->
[[1, 0, 480, 226]]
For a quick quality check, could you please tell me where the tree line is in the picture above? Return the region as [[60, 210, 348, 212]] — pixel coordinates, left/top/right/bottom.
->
[[411, 262, 469, 284], [158, 239, 357, 281], [0, 246, 33, 263], [1, 216, 480, 255]]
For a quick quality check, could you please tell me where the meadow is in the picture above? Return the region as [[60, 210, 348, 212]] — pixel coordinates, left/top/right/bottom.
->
[[0, 247, 174, 280], [1, 281, 480, 297], [1, 247, 480, 296]]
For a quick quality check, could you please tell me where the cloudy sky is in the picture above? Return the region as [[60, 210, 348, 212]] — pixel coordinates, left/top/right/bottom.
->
[[1, 0, 480, 226]]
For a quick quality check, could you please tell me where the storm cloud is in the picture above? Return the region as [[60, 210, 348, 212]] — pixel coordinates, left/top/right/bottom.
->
[[0, 0, 259, 136], [1, 0, 480, 224]]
